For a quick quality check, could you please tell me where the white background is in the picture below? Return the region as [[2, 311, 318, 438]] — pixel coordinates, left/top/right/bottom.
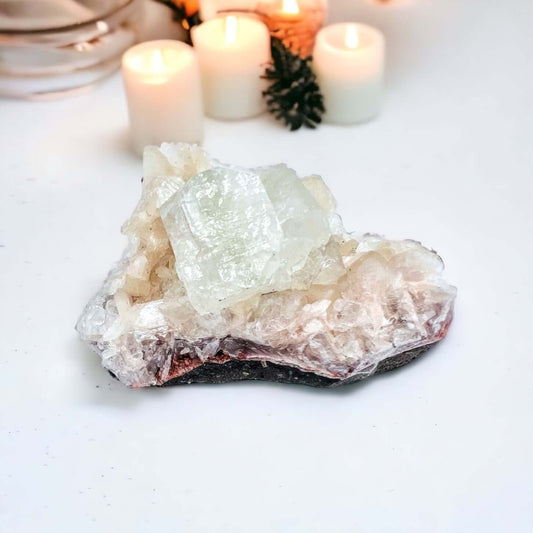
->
[[1, 0, 532, 531]]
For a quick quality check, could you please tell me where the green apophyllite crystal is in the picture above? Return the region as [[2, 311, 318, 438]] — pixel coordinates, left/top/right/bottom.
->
[[160, 163, 333, 314]]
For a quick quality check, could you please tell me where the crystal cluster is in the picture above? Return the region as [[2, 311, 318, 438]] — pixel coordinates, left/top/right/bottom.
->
[[76, 143, 456, 388]]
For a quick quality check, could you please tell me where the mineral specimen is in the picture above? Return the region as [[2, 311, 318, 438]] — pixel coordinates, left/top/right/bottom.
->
[[76, 143, 456, 388]]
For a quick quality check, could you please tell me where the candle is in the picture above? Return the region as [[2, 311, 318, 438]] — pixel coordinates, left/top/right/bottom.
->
[[313, 23, 385, 124], [191, 16, 271, 119], [260, 0, 326, 57], [122, 40, 203, 155]]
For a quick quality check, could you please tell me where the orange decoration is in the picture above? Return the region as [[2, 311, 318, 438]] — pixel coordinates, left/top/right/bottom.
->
[[257, 0, 325, 58], [169, 0, 199, 16]]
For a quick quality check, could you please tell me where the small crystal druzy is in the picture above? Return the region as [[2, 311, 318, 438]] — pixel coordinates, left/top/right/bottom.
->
[[76, 143, 456, 388]]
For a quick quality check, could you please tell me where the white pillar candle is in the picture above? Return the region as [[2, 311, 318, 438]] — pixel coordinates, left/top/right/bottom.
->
[[313, 23, 385, 124], [191, 16, 271, 119], [122, 40, 204, 155]]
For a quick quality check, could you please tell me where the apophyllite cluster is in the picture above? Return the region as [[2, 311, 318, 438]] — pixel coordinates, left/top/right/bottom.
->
[[77, 143, 456, 388]]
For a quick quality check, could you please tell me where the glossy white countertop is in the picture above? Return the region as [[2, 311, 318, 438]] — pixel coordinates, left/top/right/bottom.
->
[[1, 1, 532, 531]]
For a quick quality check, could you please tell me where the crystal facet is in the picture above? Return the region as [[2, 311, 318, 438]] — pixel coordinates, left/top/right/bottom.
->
[[160, 163, 333, 314], [76, 143, 456, 388]]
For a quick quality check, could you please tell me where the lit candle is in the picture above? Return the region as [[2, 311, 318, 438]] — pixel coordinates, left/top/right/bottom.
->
[[313, 23, 385, 124], [122, 40, 204, 155], [191, 16, 271, 119], [262, 0, 325, 57]]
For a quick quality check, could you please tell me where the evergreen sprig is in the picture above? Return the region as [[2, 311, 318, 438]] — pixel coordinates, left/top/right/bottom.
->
[[263, 38, 325, 131]]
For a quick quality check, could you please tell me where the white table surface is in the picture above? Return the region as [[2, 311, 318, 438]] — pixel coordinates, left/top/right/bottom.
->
[[1, 1, 532, 531]]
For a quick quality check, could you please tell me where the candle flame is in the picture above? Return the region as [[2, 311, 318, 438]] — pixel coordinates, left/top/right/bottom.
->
[[345, 24, 359, 49], [150, 49, 166, 72], [225, 15, 238, 44], [282, 0, 300, 15]]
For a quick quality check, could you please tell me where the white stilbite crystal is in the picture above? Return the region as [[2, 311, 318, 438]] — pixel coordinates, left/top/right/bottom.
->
[[76, 143, 456, 388]]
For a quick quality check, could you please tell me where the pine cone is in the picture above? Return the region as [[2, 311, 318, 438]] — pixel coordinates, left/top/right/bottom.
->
[[263, 38, 325, 131]]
